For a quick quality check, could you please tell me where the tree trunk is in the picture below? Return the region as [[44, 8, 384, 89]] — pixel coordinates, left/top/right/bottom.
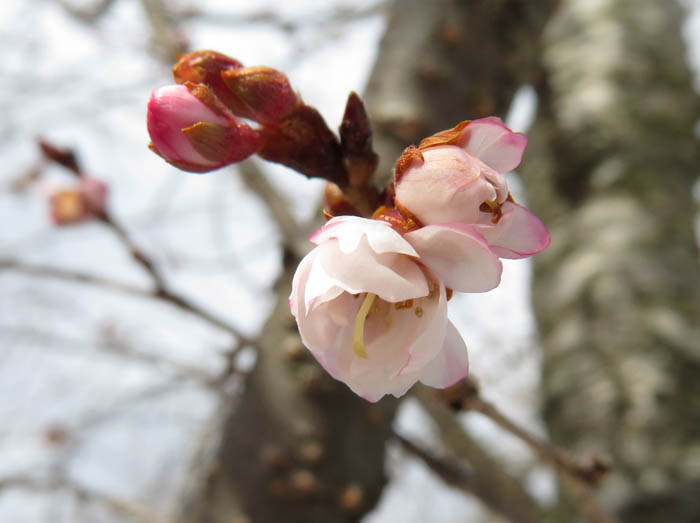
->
[[365, 0, 557, 185], [519, 0, 700, 520]]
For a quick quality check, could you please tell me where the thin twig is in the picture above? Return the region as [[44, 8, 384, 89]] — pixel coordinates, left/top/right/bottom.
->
[[414, 386, 543, 523], [438, 379, 619, 523], [0, 259, 153, 298], [35, 139, 256, 352], [465, 394, 611, 489], [394, 432, 476, 493], [467, 396, 618, 523], [56, 0, 116, 22], [0, 258, 252, 347], [0, 475, 164, 523]]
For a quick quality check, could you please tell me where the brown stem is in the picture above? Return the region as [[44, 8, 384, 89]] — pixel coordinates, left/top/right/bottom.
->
[[438, 379, 619, 523], [0, 258, 253, 347], [0, 475, 163, 523]]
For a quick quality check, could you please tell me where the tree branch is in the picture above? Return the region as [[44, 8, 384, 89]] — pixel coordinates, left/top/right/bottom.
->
[[0, 259, 253, 349], [0, 475, 164, 523], [435, 379, 618, 523], [414, 385, 543, 523]]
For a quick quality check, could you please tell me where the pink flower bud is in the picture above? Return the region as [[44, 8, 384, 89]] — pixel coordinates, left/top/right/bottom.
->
[[394, 117, 549, 260], [173, 51, 298, 125], [147, 84, 261, 173], [290, 216, 470, 402], [78, 176, 108, 212], [47, 177, 108, 225]]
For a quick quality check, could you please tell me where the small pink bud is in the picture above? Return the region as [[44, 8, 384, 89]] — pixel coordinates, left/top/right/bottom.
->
[[47, 177, 108, 225], [78, 176, 108, 212], [147, 84, 262, 173], [221, 66, 298, 124]]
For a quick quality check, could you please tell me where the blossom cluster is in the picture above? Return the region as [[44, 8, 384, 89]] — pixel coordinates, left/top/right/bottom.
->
[[147, 51, 298, 173], [145, 50, 549, 402], [290, 118, 549, 401]]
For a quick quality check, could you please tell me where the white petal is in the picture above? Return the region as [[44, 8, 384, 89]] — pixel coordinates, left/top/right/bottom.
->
[[318, 237, 429, 302], [303, 248, 344, 312], [310, 215, 417, 256], [420, 321, 469, 388]]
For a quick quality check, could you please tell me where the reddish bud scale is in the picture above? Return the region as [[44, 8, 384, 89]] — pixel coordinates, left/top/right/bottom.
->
[[258, 104, 344, 182], [393, 146, 424, 184], [173, 50, 244, 115], [323, 182, 360, 218], [221, 66, 298, 124], [371, 205, 421, 235]]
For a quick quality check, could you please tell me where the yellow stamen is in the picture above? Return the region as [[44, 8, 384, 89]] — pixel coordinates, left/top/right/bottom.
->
[[427, 283, 438, 299], [415, 306, 424, 318], [352, 293, 376, 359], [394, 299, 414, 310]]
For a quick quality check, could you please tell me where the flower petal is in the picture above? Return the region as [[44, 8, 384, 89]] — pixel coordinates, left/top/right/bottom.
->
[[317, 237, 429, 302], [393, 274, 448, 376], [310, 215, 417, 257], [395, 147, 499, 225], [405, 223, 503, 292], [460, 117, 527, 174], [313, 284, 446, 402], [420, 321, 469, 388], [477, 201, 550, 259]]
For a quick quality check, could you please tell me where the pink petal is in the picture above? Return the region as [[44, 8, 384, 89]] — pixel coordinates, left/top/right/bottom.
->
[[310, 216, 417, 257], [313, 282, 446, 401], [460, 117, 527, 174], [477, 202, 550, 259], [147, 85, 227, 168], [420, 321, 469, 388], [405, 223, 503, 293], [393, 274, 449, 376], [395, 147, 498, 225]]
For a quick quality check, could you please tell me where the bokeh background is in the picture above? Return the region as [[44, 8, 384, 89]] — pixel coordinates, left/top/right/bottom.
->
[[1, 1, 699, 522]]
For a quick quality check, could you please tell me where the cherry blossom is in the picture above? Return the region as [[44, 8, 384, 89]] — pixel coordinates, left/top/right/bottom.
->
[[290, 216, 469, 402], [394, 117, 549, 260]]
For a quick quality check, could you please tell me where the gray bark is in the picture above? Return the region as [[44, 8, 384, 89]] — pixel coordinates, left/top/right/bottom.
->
[[519, 0, 700, 520], [365, 0, 556, 184]]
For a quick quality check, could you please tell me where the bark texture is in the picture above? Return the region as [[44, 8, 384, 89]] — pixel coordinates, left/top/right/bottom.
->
[[365, 0, 556, 184], [519, 0, 700, 520]]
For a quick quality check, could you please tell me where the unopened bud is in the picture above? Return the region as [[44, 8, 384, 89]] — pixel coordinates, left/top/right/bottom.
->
[[47, 177, 108, 225], [221, 66, 298, 124], [147, 84, 262, 173], [173, 50, 243, 112], [258, 104, 344, 182], [78, 177, 108, 212]]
